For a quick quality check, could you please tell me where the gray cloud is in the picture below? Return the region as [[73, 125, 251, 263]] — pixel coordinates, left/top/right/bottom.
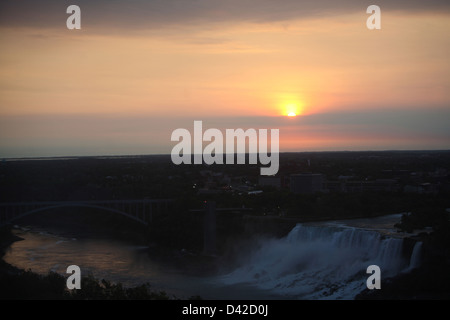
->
[[1, 108, 449, 157], [201, 108, 450, 133], [1, 0, 449, 32]]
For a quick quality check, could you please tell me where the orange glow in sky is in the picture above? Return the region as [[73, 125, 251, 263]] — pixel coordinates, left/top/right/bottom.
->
[[0, 2, 449, 157]]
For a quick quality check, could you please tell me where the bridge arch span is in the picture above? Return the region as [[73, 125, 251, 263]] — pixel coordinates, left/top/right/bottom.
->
[[8, 203, 147, 225], [0, 200, 173, 226]]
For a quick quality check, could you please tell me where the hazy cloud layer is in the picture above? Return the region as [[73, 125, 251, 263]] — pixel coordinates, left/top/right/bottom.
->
[[1, 0, 450, 32], [1, 108, 449, 157]]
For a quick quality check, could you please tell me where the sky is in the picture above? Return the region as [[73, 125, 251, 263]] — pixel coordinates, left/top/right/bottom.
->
[[0, 0, 449, 158]]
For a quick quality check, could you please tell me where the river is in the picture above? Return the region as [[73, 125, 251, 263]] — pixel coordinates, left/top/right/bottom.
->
[[2, 213, 422, 300]]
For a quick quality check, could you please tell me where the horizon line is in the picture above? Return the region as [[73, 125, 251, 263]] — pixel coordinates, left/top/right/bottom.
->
[[2, 149, 450, 162]]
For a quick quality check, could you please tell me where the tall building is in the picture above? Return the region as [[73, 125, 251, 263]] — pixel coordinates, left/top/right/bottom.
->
[[290, 173, 324, 194]]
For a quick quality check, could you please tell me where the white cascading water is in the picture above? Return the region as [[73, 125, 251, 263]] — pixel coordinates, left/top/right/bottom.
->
[[407, 241, 423, 271], [220, 224, 422, 299]]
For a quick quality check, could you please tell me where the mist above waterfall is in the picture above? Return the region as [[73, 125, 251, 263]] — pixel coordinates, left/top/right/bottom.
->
[[219, 217, 422, 300]]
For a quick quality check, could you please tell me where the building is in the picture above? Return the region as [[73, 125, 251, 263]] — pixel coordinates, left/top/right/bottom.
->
[[326, 178, 400, 193], [290, 173, 325, 194], [258, 176, 281, 189]]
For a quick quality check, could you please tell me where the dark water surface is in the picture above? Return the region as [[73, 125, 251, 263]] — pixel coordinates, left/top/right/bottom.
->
[[3, 226, 283, 300]]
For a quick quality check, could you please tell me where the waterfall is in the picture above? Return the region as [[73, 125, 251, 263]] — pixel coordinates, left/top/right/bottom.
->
[[219, 223, 419, 299], [407, 241, 423, 271]]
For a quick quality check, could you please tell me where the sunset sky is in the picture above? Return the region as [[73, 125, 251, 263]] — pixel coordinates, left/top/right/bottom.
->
[[0, 0, 449, 158]]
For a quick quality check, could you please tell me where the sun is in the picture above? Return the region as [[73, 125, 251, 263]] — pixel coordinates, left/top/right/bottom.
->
[[283, 102, 301, 117]]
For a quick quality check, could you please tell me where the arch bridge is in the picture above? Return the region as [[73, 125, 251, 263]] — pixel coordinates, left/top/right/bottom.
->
[[0, 199, 173, 226]]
